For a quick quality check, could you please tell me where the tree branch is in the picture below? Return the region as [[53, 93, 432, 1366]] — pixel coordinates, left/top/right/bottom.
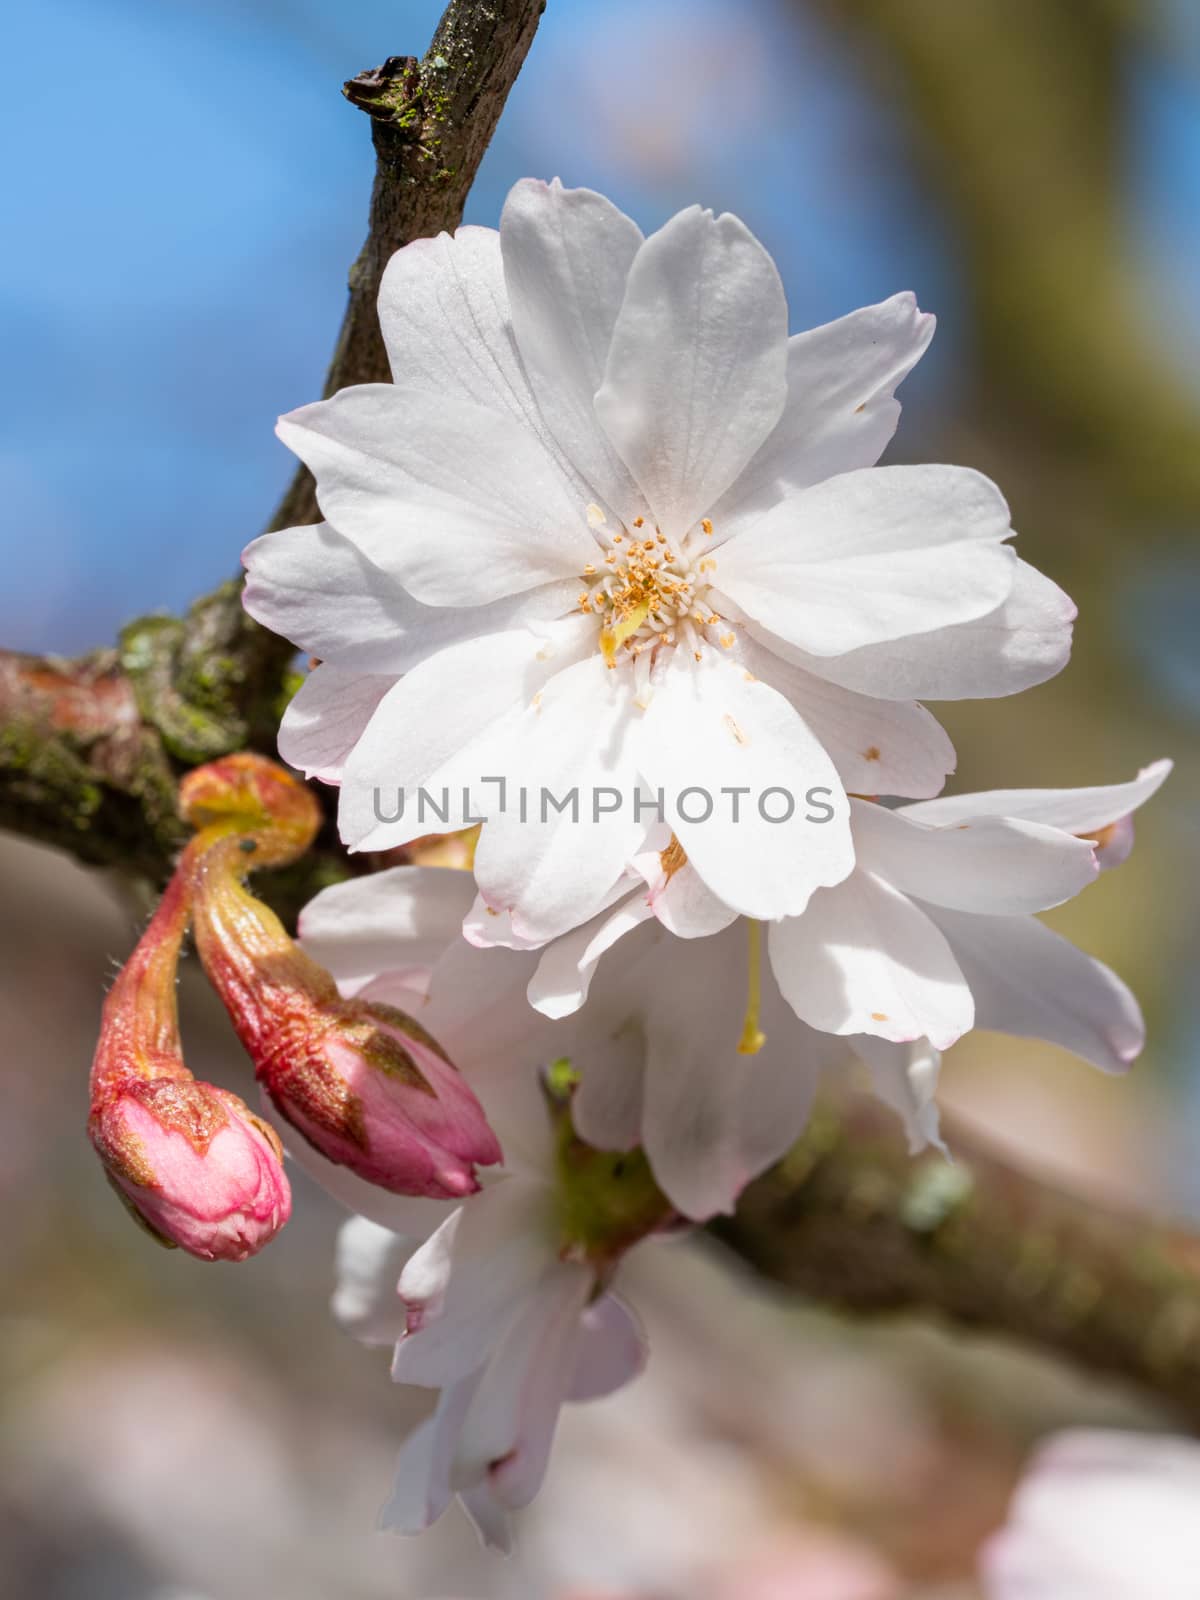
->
[[712, 1100, 1200, 1428], [0, 0, 547, 893]]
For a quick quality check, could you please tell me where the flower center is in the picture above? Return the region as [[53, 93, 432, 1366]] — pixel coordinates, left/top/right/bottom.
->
[[576, 506, 735, 687]]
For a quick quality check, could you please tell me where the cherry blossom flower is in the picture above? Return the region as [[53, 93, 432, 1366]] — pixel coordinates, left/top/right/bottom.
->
[[244, 177, 1075, 944], [527, 761, 1169, 1052], [298, 864, 840, 1223], [981, 1429, 1200, 1599]]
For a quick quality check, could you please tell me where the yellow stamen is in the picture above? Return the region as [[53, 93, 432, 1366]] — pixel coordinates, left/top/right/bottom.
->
[[737, 920, 767, 1055], [600, 598, 652, 664]]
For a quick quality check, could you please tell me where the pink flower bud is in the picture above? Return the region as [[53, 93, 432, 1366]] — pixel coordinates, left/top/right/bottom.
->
[[176, 751, 502, 1199], [90, 1078, 292, 1262], [88, 870, 291, 1261], [261, 999, 504, 1199]]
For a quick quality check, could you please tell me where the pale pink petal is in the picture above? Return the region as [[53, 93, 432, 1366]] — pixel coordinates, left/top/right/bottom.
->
[[470, 654, 647, 944], [567, 1293, 649, 1402], [331, 1217, 414, 1346], [392, 1177, 555, 1388], [900, 758, 1172, 840], [276, 665, 393, 784], [851, 798, 1099, 915], [922, 906, 1144, 1073], [595, 206, 788, 538], [636, 648, 854, 920], [336, 617, 593, 852], [243, 520, 580, 676], [277, 385, 596, 605], [735, 629, 955, 799], [850, 1035, 946, 1155], [768, 871, 974, 1049], [713, 292, 935, 539], [715, 465, 1016, 657], [758, 557, 1075, 700], [501, 178, 644, 521], [298, 865, 476, 997]]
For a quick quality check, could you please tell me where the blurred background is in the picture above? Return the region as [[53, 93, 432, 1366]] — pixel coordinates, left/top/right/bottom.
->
[[2, 0, 1199, 1595]]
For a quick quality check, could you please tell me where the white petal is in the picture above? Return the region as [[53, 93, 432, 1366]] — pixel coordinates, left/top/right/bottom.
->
[[527, 889, 654, 1019], [900, 758, 1173, 841], [713, 292, 935, 538], [636, 649, 854, 920], [763, 557, 1075, 700], [716, 465, 1016, 656], [331, 1217, 414, 1346], [768, 871, 974, 1049], [276, 665, 393, 784], [378, 1372, 480, 1536], [567, 1293, 648, 1402], [735, 629, 955, 799], [501, 179, 644, 521], [636, 925, 834, 1218], [922, 906, 1144, 1073], [298, 865, 476, 997], [243, 521, 580, 677], [470, 655, 647, 944], [636, 853, 740, 939], [452, 1264, 592, 1508], [379, 224, 583, 492], [457, 1481, 514, 1554], [851, 797, 1099, 915], [594, 206, 788, 538], [850, 1035, 946, 1155], [337, 619, 592, 851], [392, 1177, 554, 1388], [277, 384, 596, 605]]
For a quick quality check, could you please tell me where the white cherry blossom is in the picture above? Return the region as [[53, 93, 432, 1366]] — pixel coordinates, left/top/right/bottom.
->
[[298, 864, 840, 1224], [517, 762, 1169, 1158], [244, 177, 1075, 944]]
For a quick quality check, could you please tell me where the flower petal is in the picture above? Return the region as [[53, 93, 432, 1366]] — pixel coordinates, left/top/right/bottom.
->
[[299, 865, 476, 997], [850, 1035, 946, 1154], [735, 629, 955, 799], [501, 178, 645, 522], [277, 384, 596, 605], [594, 206, 788, 538], [392, 1176, 554, 1388], [715, 465, 1016, 656], [713, 292, 935, 539], [567, 1293, 649, 1402], [634, 923, 834, 1218], [331, 1216, 414, 1346], [768, 870, 974, 1049], [243, 521, 580, 676], [337, 618, 592, 852], [922, 905, 1144, 1073], [527, 889, 655, 1019], [900, 759, 1173, 842], [470, 655, 647, 944], [757, 556, 1075, 700], [636, 649, 854, 920], [452, 1263, 592, 1508], [378, 224, 581, 491], [378, 1372, 481, 1536], [276, 665, 393, 785], [851, 797, 1099, 915]]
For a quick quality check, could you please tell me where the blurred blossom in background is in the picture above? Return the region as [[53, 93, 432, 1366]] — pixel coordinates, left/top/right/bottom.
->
[[2, 1, 1199, 1595]]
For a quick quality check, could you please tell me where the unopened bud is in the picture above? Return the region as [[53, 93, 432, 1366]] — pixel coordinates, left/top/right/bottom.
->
[[180, 753, 502, 1198], [90, 1077, 291, 1262], [88, 872, 291, 1260]]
